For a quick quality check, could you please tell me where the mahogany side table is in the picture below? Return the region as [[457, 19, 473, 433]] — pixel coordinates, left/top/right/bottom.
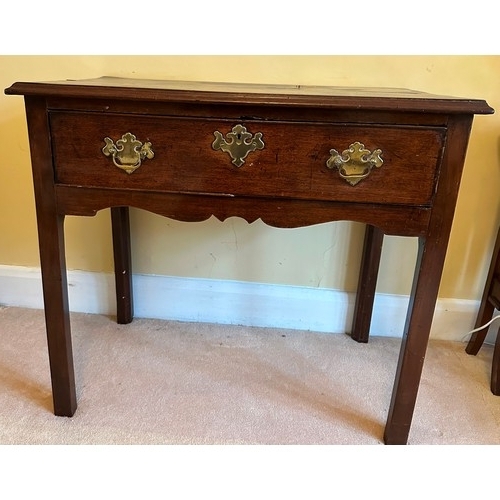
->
[[5, 77, 493, 444]]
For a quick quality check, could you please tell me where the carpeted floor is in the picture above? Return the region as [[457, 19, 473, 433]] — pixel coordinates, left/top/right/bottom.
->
[[0, 305, 499, 445]]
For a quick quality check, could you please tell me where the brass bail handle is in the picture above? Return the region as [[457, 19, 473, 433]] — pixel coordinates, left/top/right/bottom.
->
[[102, 132, 154, 174], [326, 141, 383, 186], [212, 124, 265, 167]]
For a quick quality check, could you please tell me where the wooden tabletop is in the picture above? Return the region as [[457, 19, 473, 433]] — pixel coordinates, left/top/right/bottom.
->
[[5, 76, 494, 115]]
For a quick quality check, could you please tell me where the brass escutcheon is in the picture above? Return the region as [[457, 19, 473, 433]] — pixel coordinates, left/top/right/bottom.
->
[[212, 124, 264, 167], [102, 132, 154, 174], [326, 142, 383, 186]]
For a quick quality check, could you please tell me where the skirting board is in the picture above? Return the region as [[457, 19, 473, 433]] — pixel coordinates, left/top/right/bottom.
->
[[0, 264, 494, 343]]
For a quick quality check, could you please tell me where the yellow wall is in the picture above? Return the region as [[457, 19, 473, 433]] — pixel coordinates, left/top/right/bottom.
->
[[0, 55, 499, 300]]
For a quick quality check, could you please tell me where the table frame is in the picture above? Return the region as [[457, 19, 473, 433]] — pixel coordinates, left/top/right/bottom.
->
[[6, 79, 493, 444]]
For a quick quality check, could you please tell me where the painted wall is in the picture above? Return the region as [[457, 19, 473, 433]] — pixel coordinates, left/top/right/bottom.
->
[[0, 55, 499, 299]]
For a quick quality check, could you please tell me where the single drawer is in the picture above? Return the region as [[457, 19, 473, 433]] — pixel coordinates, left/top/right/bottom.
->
[[50, 111, 445, 206]]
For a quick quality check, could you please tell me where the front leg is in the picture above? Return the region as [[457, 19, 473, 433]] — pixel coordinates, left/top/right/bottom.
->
[[38, 213, 77, 416], [25, 96, 76, 416], [384, 237, 440, 444]]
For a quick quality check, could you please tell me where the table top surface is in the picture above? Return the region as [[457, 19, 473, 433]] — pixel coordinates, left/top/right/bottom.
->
[[5, 77, 494, 115]]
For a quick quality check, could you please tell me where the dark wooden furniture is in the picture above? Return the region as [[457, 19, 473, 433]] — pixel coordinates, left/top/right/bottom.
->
[[5, 77, 493, 444], [466, 225, 500, 395]]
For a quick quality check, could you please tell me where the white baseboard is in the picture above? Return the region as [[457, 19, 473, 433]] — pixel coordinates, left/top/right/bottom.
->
[[0, 264, 494, 343]]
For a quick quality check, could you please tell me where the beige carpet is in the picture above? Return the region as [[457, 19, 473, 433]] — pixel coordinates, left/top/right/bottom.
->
[[0, 305, 499, 445]]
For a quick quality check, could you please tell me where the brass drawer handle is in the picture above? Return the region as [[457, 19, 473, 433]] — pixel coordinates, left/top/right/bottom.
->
[[102, 132, 154, 174], [212, 124, 264, 167], [326, 142, 383, 186]]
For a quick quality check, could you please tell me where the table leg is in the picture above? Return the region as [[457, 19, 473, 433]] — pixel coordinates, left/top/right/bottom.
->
[[466, 227, 500, 355], [466, 303, 496, 355], [24, 96, 76, 416], [492, 328, 500, 395], [38, 213, 77, 416], [384, 237, 440, 444], [351, 225, 384, 343], [111, 206, 134, 324]]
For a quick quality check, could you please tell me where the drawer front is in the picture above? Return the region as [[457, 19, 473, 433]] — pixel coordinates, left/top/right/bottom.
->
[[50, 112, 445, 206]]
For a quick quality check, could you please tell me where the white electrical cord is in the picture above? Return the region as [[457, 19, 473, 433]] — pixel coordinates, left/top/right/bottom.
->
[[462, 314, 500, 341]]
